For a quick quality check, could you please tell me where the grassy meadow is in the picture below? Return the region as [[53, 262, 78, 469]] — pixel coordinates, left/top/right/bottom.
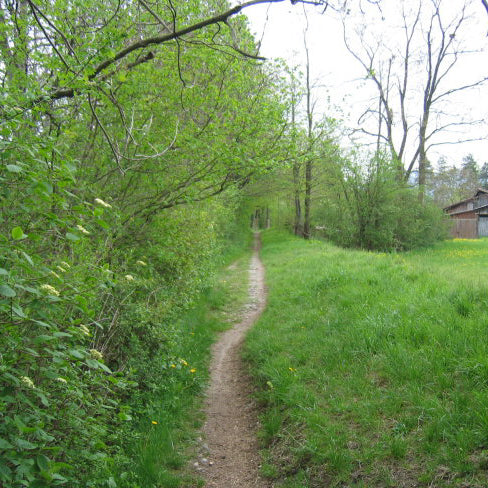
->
[[245, 232, 488, 487]]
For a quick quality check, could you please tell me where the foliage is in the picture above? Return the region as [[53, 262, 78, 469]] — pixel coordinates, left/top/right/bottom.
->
[[245, 231, 488, 488], [427, 154, 488, 208], [313, 153, 449, 251], [0, 0, 279, 486]]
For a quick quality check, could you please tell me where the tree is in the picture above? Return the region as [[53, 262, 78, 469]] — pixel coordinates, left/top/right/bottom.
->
[[0, 1, 323, 485], [479, 162, 488, 188], [303, 17, 315, 239], [343, 0, 488, 200]]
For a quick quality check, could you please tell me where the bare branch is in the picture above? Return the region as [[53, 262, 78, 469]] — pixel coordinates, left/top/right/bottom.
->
[[431, 76, 488, 104], [137, 0, 173, 33], [26, 0, 73, 72], [483, 0, 488, 15], [224, 19, 266, 60], [87, 95, 124, 174]]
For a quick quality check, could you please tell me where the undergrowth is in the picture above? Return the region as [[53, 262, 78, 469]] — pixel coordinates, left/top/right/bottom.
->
[[114, 248, 252, 487]]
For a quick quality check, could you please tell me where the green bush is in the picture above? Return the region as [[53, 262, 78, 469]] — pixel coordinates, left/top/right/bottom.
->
[[0, 147, 249, 486], [314, 154, 449, 251]]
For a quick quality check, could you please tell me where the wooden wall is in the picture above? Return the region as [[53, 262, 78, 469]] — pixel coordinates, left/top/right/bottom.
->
[[450, 218, 478, 239]]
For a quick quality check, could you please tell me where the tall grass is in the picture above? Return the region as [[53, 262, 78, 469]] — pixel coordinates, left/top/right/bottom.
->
[[245, 232, 488, 487]]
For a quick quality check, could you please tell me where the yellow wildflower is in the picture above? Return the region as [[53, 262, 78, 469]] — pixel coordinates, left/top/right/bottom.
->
[[136, 260, 147, 266], [151, 420, 158, 425], [170, 364, 176, 368], [180, 359, 188, 366], [124, 274, 134, 281], [190, 368, 196, 373], [56, 377, 67, 384], [60, 261, 71, 269]]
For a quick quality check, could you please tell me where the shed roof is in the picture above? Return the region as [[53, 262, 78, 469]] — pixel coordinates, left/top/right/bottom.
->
[[447, 203, 488, 216], [444, 188, 488, 211]]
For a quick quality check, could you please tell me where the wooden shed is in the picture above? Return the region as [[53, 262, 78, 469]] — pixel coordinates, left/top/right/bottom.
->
[[444, 189, 488, 238]]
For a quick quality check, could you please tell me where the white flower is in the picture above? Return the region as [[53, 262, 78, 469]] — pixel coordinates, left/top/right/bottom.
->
[[76, 224, 90, 235], [60, 261, 71, 269], [136, 260, 147, 266], [94, 198, 112, 209], [124, 274, 134, 281], [40, 284, 60, 296], [79, 324, 90, 336], [55, 377, 67, 384], [50, 271, 61, 280], [56, 266, 67, 273], [90, 349, 103, 361], [20, 376, 35, 388]]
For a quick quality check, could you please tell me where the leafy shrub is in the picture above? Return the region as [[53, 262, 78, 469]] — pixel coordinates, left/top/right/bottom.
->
[[314, 154, 449, 251]]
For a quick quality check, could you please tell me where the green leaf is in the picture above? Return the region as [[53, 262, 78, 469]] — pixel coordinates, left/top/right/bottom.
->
[[11, 226, 26, 240], [6, 164, 22, 173], [0, 284, 16, 297], [117, 412, 132, 421], [12, 305, 26, 318], [14, 438, 37, 450], [97, 361, 112, 374], [35, 391, 50, 407], [21, 251, 34, 265], [69, 349, 85, 359], [96, 219, 110, 229], [0, 459, 12, 481], [0, 438, 13, 449], [36, 455, 50, 472], [66, 232, 80, 241], [32, 320, 52, 328], [0, 268, 8, 276], [85, 358, 99, 369]]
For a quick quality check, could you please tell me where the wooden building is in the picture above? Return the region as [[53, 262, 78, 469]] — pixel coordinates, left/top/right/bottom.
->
[[444, 189, 488, 238]]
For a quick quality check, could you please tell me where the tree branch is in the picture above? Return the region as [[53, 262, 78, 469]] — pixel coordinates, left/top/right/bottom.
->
[[7, 0, 323, 118]]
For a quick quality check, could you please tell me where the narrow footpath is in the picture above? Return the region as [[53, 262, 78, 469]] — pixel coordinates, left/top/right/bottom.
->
[[201, 233, 269, 488]]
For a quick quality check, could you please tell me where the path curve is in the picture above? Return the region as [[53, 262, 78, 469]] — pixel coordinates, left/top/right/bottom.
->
[[201, 233, 269, 488]]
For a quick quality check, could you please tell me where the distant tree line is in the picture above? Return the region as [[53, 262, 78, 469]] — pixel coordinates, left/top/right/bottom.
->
[[426, 154, 488, 208]]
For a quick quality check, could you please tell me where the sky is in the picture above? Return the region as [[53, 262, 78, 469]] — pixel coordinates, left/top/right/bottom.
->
[[238, 0, 488, 169]]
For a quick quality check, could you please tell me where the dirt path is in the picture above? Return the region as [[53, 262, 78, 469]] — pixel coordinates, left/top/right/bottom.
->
[[199, 233, 269, 488]]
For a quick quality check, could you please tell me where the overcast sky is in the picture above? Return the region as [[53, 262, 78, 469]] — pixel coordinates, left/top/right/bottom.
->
[[240, 0, 488, 169]]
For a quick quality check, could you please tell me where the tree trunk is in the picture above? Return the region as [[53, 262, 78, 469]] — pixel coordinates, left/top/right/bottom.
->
[[303, 160, 312, 239], [293, 162, 302, 235], [418, 115, 428, 203], [290, 75, 302, 236], [303, 28, 313, 240]]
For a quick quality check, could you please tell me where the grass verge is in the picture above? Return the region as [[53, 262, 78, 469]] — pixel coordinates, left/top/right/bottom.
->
[[245, 231, 488, 487], [113, 244, 252, 487]]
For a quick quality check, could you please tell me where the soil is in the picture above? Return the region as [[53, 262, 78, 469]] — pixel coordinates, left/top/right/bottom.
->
[[198, 233, 270, 488]]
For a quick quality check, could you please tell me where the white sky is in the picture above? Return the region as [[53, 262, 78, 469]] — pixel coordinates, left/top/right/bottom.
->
[[240, 0, 488, 169]]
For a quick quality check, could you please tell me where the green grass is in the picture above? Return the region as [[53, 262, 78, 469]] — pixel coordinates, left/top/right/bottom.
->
[[114, 248, 252, 487], [245, 231, 488, 487]]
